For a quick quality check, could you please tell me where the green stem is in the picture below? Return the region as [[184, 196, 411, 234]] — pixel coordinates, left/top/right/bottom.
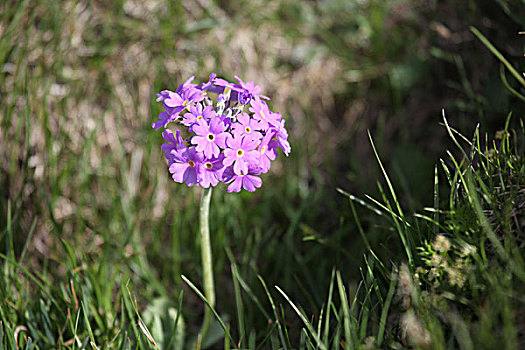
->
[[198, 187, 215, 344]]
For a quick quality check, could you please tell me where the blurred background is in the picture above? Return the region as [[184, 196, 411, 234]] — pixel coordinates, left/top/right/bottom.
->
[[1, 0, 524, 347]]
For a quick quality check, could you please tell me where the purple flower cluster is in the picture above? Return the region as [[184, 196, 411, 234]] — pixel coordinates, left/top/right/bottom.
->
[[153, 74, 290, 192]]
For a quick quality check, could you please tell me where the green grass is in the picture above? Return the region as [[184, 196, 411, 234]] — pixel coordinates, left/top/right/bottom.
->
[[1, 0, 524, 348]]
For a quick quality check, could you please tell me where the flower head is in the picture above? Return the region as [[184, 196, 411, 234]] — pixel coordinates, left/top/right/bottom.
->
[[153, 74, 290, 192]]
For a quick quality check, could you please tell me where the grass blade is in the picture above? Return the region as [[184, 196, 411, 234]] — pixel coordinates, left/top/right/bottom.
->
[[470, 27, 525, 88], [322, 269, 336, 345], [258, 275, 290, 350], [180, 275, 235, 345], [376, 268, 397, 347], [336, 271, 352, 349], [275, 286, 327, 350], [367, 131, 405, 219]]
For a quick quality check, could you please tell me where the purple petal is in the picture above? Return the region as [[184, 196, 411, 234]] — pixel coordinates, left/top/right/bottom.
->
[[183, 166, 200, 186], [227, 177, 243, 192], [247, 175, 262, 189], [233, 159, 248, 175], [226, 135, 242, 149], [242, 177, 255, 192], [165, 92, 184, 107], [221, 166, 235, 182], [223, 150, 235, 166], [192, 119, 209, 136], [214, 133, 229, 149], [152, 111, 171, 130], [204, 142, 219, 158], [209, 117, 226, 133], [241, 137, 258, 151], [169, 163, 188, 183]]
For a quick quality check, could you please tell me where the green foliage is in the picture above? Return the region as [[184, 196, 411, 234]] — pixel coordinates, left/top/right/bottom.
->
[[334, 116, 524, 349]]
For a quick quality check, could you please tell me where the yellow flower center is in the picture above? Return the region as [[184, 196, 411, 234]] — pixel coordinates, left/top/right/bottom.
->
[[207, 133, 215, 141], [205, 162, 213, 169], [188, 160, 195, 167], [261, 145, 267, 154], [197, 115, 203, 120], [245, 126, 252, 133], [237, 149, 244, 157]]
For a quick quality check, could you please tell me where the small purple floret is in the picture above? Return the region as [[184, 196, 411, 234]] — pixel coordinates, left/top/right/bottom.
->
[[223, 135, 259, 175], [192, 118, 229, 158], [168, 147, 203, 187], [222, 165, 263, 193]]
